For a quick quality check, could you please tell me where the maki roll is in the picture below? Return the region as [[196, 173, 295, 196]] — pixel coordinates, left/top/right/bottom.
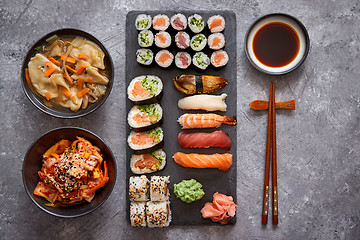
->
[[153, 14, 170, 31], [127, 75, 163, 104], [208, 33, 225, 50], [155, 31, 172, 48], [135, 14, 152, 30], [171, 13, 187, 30], [136, 48, 153, 65], [155, 50, 174, 68], [211, 50, 229, 67], [138, 30, 154, 47], [130, 202, 147, 227], [146, 201, 171, 227], [190, 34, 207, 51], [188, 14, 205, 33], [150, 175, 170, 202], [193, 52, 210, 70], [207, 15, 226, 33], [128, 103, 163, 131], [129, 175, 149, 202], [130, 149, 166, 174], [175, 31, 190, 49], [127, 127, 164, 153], [175, 52, 191, 69]]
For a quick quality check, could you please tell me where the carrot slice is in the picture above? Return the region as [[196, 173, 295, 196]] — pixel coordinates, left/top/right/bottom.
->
[[63, 72, 73, 84], [76, 65, 87, 75], [71, 96, 77, 104], [45, 92, 51, 101], [77, 88, 90, 98], [78, 54, 89, 60], [49, 153, 59, 158], [61, 89, 72, 98], [77, 77, 84, 91], [66, 65, 77, 74], [86, 77, 93, 84], [48, 57, 60, 66], [45, 61, 52, 68], [44, 67, 55, 77], [25, 68, 31, 86], [60, 55, 76, 64]]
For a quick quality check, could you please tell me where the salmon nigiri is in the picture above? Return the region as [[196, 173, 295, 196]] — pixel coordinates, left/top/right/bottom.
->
[[173, 152, 232, 171], [178, 113, 236, 129]]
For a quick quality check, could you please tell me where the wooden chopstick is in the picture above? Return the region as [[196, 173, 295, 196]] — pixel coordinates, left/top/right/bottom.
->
[[262, 81, 273, 225], [271, 81, 278, 225]]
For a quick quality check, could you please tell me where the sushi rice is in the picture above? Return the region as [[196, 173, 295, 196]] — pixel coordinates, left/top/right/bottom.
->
[[188, 14, 205, 33], [153, 14, 170, 31], [175, 31, 190, 49], [130, 202, 147, 227], [136, 48, 153, 65], [175, 52, 191, 69], [146, 201, 171, 227], [155, 31, 172, 48], [135, 14, 152, 30], [150, 175, 170, 202], [208, 33, 225, 50], [211, 50, 229, 67], [171, 13, 187, 30], [155, 50, 174, 68], [138, 30, 154, 47], [129, 175, 150, 202], [193, 52, 210, 70], [207, 15, 226, 33], [190, 34, 207, 51]]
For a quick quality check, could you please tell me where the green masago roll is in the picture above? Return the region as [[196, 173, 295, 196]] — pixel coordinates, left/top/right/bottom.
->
[[173, 179, 205, 203]]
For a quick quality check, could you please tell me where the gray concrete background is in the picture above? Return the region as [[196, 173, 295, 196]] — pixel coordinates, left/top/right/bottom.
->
[[0, 0, 359, 239]]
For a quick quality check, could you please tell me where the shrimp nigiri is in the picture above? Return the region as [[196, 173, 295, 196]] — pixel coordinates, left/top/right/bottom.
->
[[177, 113, 236, 129], [173, 152, 233, 171]]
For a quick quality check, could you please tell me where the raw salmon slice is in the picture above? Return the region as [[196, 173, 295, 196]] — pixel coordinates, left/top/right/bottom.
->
[[132, 81, 151, 98], [173, 152, 232, 171]]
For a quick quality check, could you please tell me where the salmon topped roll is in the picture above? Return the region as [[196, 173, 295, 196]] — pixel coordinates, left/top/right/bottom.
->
[[127, 127, 164, 153], [173, 152, 233, 171], [178, 113, 236, 129], [127, 75, 163, 104]]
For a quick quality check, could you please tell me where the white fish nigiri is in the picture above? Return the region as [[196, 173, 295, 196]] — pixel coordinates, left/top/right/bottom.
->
[[178, 93, 227, 112]]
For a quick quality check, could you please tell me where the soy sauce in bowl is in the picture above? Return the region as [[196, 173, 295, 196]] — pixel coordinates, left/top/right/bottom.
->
[[252, 22, 300, 68]]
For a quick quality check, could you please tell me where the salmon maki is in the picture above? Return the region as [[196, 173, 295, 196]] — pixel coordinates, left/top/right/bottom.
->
[[173, 152, 232, 171], [127, 75, 163, 104], [128, 127, 164, 153], [178, 113, 236, 129]]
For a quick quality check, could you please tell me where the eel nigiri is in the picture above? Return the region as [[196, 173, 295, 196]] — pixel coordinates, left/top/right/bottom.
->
[[173, 75, 228, 95], [178, 113, 236, 129], [178, 131, 231, 150], [178, 93, 227, 112], [173, 152, 232, 171]]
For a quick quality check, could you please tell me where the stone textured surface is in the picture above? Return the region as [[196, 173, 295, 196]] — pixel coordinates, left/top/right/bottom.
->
[[0, 0, 359, 239]]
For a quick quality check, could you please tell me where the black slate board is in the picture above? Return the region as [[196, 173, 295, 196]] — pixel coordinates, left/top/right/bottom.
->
[[125, 10, 237, 225]]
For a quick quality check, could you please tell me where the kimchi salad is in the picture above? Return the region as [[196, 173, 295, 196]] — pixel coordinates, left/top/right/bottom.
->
[[33, 137, 109, 206]]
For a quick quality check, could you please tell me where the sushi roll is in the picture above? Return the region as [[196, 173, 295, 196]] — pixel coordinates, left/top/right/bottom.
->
[[136, 48, 153, 65], [155, 31, 172, 48], [207, 15, 226, 33], [193, 52, 210, 70], [175, 52, 191, 69], [130, 202, 147, 227], [150, 175, 170, 202], [211, 50, 229, 67], [130, 149, 166, 174], [146, 201, 171, 227], [170, 13, 187, 30], [128, 103, 163, 131], [175, 31, 190, 49], [208, 33, 225, 50], [155, 50, 174, 68], [127, 75, 163, 104], [127, 127, 164, 153], [190, 34, 207, 51], [135, 14, 152, 30], [188, 14, 205, 33], [129, 175, 149, 202], [138, 30, 154, 47], [153, 14, 170, 31]]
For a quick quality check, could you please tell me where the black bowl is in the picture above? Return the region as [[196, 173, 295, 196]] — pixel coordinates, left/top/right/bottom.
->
[[21, 28, 114, 118], [22, 127, 117, 218]]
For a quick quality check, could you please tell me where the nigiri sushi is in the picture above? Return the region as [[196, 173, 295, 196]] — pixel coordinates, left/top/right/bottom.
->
[[173, 75, 228, 95], [178, 131, 231, 150], [178, 93, 227, 112], [178, 113, 236, 129], [173, 152, 233, 171]]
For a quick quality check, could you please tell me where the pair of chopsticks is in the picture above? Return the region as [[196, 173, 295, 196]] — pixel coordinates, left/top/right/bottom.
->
[[262, 81, 278, 225]]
